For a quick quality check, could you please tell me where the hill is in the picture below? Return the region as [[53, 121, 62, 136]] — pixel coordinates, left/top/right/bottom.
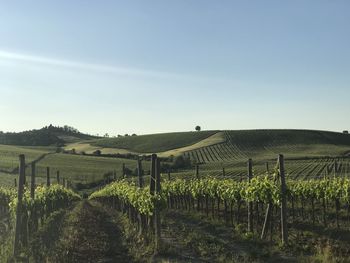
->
[[0, 125, 97, 146], [183, 129, 350, 164], [90, 130, 219, 153], [86, 129, 350, 158]]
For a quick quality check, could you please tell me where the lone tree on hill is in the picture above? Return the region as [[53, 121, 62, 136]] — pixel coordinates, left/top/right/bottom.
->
[[195, 126, 201, 132]]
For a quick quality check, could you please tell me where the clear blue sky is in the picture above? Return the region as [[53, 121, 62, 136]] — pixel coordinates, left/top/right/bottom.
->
[[0, 1, 349, 135]]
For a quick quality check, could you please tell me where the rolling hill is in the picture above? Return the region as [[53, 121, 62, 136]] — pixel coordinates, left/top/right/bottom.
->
[[1, 128, 350, 188], [75, 129, 350, 160], [0, 125, 97, 146]]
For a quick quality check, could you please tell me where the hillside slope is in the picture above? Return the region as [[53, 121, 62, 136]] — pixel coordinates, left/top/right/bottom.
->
[[91, 131, 219, 153], [0, 125, 97, 146], [184, 129, 350, 163]]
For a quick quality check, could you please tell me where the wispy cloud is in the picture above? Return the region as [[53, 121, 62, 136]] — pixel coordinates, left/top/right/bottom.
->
[[0, 50, 183, 79]]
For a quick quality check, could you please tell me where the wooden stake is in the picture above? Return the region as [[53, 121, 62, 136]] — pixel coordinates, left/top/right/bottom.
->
[[278, 154, 288, 244], [266, 162, 269, 173], [150, 154, 156, 195], [46, 167, 50, 187], [122, 163, 125, 178], [31, 162, 36, 199], [137, 159, 143, 188], [14, 154, 26, 257], [154, 157, 161, 253], [247, 159, 253, 233], [56, 170, 60, 184], [195, 164, 199, 179], [167, 169, 171, 180], [261, 202, 272, 239]]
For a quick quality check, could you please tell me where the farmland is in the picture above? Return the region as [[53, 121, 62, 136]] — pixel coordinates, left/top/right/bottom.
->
[[90, 130, 219, 153], [2, 128, 350, 262], [1, 129, 350, 187]]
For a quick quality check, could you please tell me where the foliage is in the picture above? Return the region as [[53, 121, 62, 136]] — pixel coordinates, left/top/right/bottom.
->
[[0, 125, 97, 147], [9, 184, 81, 216], [90, 180, 163, 216]]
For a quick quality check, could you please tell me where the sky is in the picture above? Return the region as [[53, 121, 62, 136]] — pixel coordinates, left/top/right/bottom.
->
[[0, 1, 349, 136]]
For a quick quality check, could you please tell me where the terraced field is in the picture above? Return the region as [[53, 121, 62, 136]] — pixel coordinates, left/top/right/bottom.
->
[[183, 130, 350, 164], [173, 157, 350, 182]]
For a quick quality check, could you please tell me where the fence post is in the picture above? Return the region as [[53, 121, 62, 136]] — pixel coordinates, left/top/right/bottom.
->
[[138, 158, 143, 188], [167, 169, 171, 180], [14, 154, 26, 257], [247, 159, 253, 233], [31, 162, 36, 199], [122, 163, 125, 178], [46, 167, 50, 187], [150, 154, 156, 195], [56, 170, 60, 184], [137, 159, 146, 236], [113, 170, 117, 181], [266, 162, 269, 173], [222, 167, 226, 177], [14, 178, 17, 188], [195, 164, 199, 179], [278, 154, 288, 244], [154, 156, 161, 253]]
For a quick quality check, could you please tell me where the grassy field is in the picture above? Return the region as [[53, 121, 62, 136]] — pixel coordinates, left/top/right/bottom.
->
[[0, 146, 148, 187], [25, 153, 146, 185], [0, 144, 55, 172], [91, 130, 218, 153]]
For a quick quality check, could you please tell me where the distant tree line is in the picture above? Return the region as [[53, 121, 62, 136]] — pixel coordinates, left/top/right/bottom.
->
[[0, 124, 96, 146]]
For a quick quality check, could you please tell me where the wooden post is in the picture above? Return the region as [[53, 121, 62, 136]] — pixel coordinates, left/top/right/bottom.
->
[[278, 154, 288, 244], [266, 162, 269, 173], [14, 154, 26, 257], [31, 162, 36, 199], [122, 163, 125, 178], [46, 167, 50, 187], [150, 154, 156, 194], [137, 159, 146, 236], [14, 178, 17, 188], [167, 169, 171, 180], [195, 164, 199, 179], [154, 157, 161, 253], [247, 159, 253, 233], [222, 167, 226, 177], [56, 170, 60, 184], [138, 159, 143, 188], [113, 170, 117, 181]]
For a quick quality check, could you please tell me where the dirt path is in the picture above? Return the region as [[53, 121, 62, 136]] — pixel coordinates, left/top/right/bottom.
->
[[55, 200, 134, 263]]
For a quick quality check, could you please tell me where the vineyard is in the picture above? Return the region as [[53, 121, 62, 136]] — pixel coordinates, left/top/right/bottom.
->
[[1, 129, 350, 261]]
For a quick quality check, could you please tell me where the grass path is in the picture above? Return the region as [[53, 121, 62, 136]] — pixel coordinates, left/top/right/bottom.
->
[[54, 200, 134, 263]]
